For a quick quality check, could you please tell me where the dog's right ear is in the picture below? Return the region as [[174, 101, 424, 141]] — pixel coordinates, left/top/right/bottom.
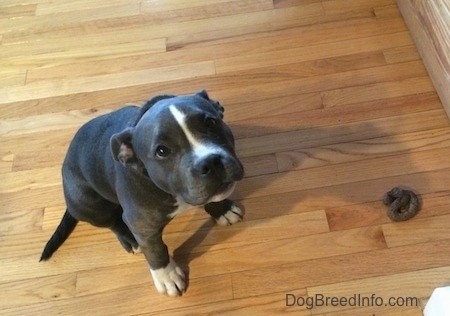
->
[[110, 128, 138, 167], [195, 89, 224, 119]]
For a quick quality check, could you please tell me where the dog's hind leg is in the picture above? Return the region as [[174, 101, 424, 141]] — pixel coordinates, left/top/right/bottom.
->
[[65, 189, 139, 254], [204, 199, 244, 226], [110, 216, 140, 253]]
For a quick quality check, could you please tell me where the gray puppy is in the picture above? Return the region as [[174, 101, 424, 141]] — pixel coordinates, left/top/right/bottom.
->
[[40, 90, 244, 297]]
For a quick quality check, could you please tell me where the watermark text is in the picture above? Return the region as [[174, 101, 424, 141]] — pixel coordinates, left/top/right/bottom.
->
[[285, 293, 419, 310]]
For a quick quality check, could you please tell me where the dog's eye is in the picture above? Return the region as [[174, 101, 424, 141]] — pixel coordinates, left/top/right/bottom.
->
[[155, 145, 171, 159], [205, 117, 217, 131]]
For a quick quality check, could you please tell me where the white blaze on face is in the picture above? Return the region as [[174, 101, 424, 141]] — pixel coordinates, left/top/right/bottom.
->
[[169, 105, 224, 158], [168, 104, 236, 204]]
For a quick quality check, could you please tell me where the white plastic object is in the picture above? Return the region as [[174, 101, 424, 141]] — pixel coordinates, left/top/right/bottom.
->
[[424, 286, 450, 316]]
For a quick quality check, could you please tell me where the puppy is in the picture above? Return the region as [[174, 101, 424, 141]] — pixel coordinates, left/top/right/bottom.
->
[[40, 90, 244, 297]]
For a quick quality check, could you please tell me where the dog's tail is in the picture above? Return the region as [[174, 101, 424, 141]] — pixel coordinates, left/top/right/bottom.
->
[[40, 210, 78, 262]]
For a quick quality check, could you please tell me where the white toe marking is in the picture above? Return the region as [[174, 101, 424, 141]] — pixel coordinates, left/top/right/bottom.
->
[[132, 246, 142, 254], [150, 257, 185, 297], [216, 205, 244, 226]]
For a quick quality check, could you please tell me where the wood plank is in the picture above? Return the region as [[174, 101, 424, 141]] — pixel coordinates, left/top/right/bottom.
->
[[0, 220, 120, 260], [0, 242, 143, 283], [240, 154, 279, 177], [0, 274, 233, 316], [274, 0, 322, 9], [0, 208, 43, 236], [0, 4, 141, 35], [150, 290, 310, 316], [35, 0, 140, 15], [0, 70, 26, 87], [0, 153, 13, 174], [1, 37, 166, 70], [4, 34, 164, 60], [232, 239, 450, 299], [232, 92, 442, 140], [2, 60, 431, 138], [315, 306, 423, 316], [11, 149, 66, 172], [168, 210, 330, 255], [0, 127, 75, 171], [0, 0, 49, 6], [0, 186, 65, 213], [396, 0, 450, 119], [0, 58, 424, 120], [0, 274, 76, 310], [140, 0, 234, 12], [215, 32, 412, 73], [321, 76, 434, 107], [0, 109, 111, 137], [0, 225, 385, 284], [0, 229, 56, 260], [0, 61, 215, 104], [0, 166, 61, 194], [383, 213, 450, 248], [187, 226, 386, 280], [240, 168, 450, 222], [23, 17, 402, 82], [374, 4, 403, 18], [225, 92, 323, 122], [383, 45, 421, 63], [276, 127, 450, 172], [322, 0, 395, 16], [327, 190, 450, 231], [164, 2, 325, 47], [235, 109, 449, 157], [236, 147, 450, 199], [215, 59, 428, 107], [307, 266, 450, 314], [140, 0, 274, 24], [3, 2, 324, 47], [0, 127, 75, 159], [0, 4, 36, 19]]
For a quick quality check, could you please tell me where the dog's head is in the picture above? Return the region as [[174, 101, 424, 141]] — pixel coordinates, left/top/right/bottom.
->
[[110, 90, 244, 205]]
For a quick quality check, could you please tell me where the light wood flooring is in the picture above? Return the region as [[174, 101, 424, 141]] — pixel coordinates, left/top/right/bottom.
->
[[1, 0, 450, 315]]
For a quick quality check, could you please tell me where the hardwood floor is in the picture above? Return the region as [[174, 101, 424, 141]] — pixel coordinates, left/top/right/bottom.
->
[[1, 0, 449, 315]]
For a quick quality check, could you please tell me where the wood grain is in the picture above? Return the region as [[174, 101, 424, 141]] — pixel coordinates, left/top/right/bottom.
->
[[308, 266, 450, 314], [1, 0, 448, 315], [396, 0, 450, 119], [232, 238, 450, 301]]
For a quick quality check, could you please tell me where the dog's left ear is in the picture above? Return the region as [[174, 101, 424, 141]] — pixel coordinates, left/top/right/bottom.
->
[[133, 94, 177, 126], [110, 128, 139, 169], [196, 89, 224, 119]]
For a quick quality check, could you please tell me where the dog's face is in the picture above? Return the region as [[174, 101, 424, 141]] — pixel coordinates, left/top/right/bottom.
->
[[111, 91, 244, 205]]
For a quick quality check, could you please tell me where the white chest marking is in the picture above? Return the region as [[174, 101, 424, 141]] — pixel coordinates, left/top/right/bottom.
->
[[169, 105, 225, 159], [169, 197, 195, 218]]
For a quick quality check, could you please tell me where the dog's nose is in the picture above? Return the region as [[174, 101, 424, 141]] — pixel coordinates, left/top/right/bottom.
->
[[194, 154, 224, 176]]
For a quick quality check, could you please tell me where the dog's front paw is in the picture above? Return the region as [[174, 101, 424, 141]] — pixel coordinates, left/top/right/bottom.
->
[[216, 204, 244, 226], [150, 257, 186, 297]]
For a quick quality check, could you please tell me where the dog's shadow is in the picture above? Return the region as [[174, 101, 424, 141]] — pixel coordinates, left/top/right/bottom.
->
[[173, 118, 428, 286]]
